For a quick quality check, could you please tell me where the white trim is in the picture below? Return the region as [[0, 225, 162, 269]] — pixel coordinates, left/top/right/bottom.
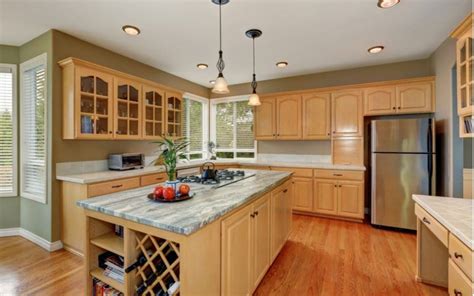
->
[[19, 53, 49, 204], [0, 63, 18, 197], [182, 93, 209, 160], [210, 94, 251, 105], [0, 227, 63, 252]]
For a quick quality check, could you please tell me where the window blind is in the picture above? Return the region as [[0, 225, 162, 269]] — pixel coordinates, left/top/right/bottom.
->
[[21, 60, 47, 202], [182, 97, 206, 160], [0, 67, 16, 196]]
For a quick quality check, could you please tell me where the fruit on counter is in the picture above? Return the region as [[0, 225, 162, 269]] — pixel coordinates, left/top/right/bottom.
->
[[163, 187, 176, 200], [154, 186, 164, 199], [179, 184, 190, 195]]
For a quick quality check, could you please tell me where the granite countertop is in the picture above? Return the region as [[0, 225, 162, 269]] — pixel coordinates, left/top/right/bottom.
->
[[413, 195, 473, 249], [77, 170, 291, 235], [57, 159, 365, 184]]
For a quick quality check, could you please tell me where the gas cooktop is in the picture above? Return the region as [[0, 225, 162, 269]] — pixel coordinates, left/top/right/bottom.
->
[[177, 170, 255, 188]]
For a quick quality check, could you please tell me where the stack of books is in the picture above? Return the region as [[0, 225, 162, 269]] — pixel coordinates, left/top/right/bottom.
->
[[464, 116, 474, 134], [93, 279, 123, 296], [99, 251, 125, 283]]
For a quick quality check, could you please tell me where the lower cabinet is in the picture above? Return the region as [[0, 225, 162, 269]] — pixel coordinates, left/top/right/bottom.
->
[[221, 181, 291, 296], [291, 177, 313, 212], [313, 179, 338, 215]]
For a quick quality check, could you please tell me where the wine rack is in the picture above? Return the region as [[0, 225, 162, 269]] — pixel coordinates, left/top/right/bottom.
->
[[134, 232, 180, 295]]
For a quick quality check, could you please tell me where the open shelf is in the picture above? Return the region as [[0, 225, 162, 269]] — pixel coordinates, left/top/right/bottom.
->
[[90, 267, 125, 293], [90, 232, 124, 257]]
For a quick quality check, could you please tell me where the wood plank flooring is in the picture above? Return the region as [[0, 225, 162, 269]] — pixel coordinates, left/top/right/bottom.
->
[[0, 215, 447, 295]]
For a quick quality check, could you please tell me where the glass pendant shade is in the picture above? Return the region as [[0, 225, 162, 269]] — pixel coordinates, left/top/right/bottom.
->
[[248, 92, 261, 106], [212, 74, 229, 94]]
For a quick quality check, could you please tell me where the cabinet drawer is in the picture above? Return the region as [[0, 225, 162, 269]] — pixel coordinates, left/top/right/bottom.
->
[[88, 177, 140, 197], [448, 259, 474, 296], [140, 173, 167, 186], [314, 169, 363, 181], [271, 167, 313, 178], [449, 233, 473, 281], [415, 204, 448, 247]]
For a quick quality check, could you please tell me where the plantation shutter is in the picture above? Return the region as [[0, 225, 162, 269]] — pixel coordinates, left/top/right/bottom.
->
[[21, 59, 47, 202], [0, 67, 16, 196]]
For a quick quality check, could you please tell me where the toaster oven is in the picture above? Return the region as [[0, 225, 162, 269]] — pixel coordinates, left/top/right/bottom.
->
[[108, 153, 145, 171]]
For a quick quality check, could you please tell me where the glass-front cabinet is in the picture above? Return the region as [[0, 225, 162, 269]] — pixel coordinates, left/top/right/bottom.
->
[[143, 85, 165, 139], [76, 67, 113, 139], [114, 78, 142, 139], [165, 92, 183, 137]]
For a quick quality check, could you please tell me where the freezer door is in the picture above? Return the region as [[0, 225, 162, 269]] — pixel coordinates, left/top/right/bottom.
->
[[371, 118, 434, 153], [371, 153, 433, 230]]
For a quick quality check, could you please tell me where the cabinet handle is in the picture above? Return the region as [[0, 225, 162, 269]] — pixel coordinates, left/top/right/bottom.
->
[[254, 211, 259, 216], [111, 184, 123, 189], [398, 106, 401, 109], [453, 289, 462, 296], [332, 131, 336, 134], [422, 217, 430, 224], [454, 252, 463, 259], [250, 213, 255, 218], [392, 107, 396, 110], [333, 174, 343, 177], [156, 177, 164, 181], [109, 131, 113, 134], [283, 189, 288, 193], [334, 185, 337, 188], [327, 133, 330, 136]]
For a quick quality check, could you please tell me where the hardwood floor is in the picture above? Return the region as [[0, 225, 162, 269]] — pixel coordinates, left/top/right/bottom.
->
[[0, 215, 447, 295]]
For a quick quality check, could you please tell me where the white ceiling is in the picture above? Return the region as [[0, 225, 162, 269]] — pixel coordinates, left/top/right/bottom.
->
[[0, 0, 471, 87]]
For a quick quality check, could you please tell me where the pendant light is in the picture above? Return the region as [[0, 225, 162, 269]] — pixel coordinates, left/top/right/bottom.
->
[[246, 29, 262, 106], [211, 0, 230, 94]]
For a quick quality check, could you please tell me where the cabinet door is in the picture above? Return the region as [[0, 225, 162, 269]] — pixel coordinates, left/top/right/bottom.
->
[[337, 180, 364, 219], [282, 182, 292, 240], [222, 204, 253, 296], [254, 97, 276, 140], [276, 95, 302, 140], [252, 194, 271, 289], [313, 179, 337, 215], [364, 86, 396, 115], [114, 77, 142, 139], [332, 137, 364, 165], [165, 92, 183, 138], [142, 85, 165, 139], [456, 34, 474, 116], [302, 93, 331, 139], [75, 67, 113, 139], [292, 177, 313, 212], [270, 187, 285, 261], [331, 90, 363, 137], [396, 82, 433, 114]]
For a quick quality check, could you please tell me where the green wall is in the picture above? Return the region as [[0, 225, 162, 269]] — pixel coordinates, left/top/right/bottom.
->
[[0, 45, 20, 229]]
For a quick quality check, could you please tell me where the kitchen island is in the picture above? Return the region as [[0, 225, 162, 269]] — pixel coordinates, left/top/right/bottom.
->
[[77, 170, 292, 296]]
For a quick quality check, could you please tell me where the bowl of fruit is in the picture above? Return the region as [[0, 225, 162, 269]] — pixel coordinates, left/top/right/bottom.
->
[[147, 184, 194, 202]]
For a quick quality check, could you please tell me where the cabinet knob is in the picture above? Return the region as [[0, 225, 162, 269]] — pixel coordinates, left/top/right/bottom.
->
[[327, 133, 330, 136], [109, 131, 112, 134], [250, 213, 255, 218], [454, 252, 463, 259], [392, 107, 396, 110], [453, 289, 462, 296], [334, 185, 337, 188], [398, 106, 401, 109], [422, 217, 431, 224]]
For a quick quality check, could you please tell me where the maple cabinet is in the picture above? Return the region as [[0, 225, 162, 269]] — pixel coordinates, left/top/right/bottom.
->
[[313, 179, 338, 216], [302, 92, 331, 139], [396, 82, 434, 114], [254, 96, 301, 140], [59, 58, 183, 140], [254, 97, 276, 140], [332, 137, 364, 165], [364, 86, 396, 115], [271, 181, 292, 261], [252, 195, 271, 289], [331, 90, 363, 137], [291, 177, 313, 212]]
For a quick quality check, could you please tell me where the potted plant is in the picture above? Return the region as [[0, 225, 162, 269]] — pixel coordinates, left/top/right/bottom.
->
[[153, 137, 189, 189]]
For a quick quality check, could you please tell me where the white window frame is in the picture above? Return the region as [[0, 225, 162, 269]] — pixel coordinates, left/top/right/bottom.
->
[[182, 93, 209, 160], [0, 63, 18, 197], [20, 53, 49, 204], [210, 95, 256, 160]]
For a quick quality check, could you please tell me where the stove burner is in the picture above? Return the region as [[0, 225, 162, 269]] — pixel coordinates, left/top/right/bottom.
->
[[178, 169, 246, 185]]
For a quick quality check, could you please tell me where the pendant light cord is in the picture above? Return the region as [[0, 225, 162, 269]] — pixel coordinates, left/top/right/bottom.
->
[[219, 2, 222, 51], [253, 37, 256, 75]]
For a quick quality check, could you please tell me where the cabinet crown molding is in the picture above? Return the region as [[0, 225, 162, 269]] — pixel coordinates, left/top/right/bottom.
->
[[450, 12, 473, 39]]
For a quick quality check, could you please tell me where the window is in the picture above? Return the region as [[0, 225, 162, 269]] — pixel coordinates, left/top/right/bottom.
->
[[210, 96, 256, 160], [20, 53, 48, 203], [0, 64, 17, 197], [181, 94, 209, 160]]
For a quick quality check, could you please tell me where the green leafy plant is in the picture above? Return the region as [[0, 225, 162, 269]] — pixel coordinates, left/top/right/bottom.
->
[[153, 137, 189, 181]]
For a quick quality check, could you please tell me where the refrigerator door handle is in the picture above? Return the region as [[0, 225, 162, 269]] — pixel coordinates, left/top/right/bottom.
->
[[427, 119, 433, 195]]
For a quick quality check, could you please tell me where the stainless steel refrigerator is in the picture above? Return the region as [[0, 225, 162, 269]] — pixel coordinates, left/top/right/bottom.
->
[[371, 117, 435, 230]]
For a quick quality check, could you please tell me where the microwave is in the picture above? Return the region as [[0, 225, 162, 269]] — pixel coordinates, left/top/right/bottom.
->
[[108, 153, 145, 171]]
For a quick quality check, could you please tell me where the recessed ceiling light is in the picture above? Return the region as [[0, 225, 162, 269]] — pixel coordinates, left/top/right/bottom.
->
[[368, 46, 385, 54], [122, 25, 140, 36], [209, 80, 216, 84], [276, 61, 288, 68], [197, 63, 208, 70], [377, 0, 400, 8]]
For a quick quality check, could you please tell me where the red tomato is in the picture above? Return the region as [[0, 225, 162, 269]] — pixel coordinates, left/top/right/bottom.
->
[[179, 184, 190, 196], [163, 187, 176, 200], [154, 186, 164, 199]]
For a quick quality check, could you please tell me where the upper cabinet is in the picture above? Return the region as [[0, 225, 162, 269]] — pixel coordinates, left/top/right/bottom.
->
[[364, 86, 396, 115], [452, 13, 473, 138], [254, 97, 276, 140], [59, 58, 183, 140], [302, 93, 331, 139], [331, 90, 363, 137]]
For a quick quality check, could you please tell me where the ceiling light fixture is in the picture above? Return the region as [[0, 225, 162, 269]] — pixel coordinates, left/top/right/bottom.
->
[[209, 80, 216, 84], [246, 29, 262, 106], [276, 61, 288, 68], [368, 45, 385, 54], [211, 0, 230, 94], [377, 0, 400, 8], [197, 63, 208, 69], [122, 25, 141, 36]]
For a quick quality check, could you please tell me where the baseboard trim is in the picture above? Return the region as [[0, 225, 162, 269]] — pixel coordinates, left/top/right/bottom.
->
[[0, 227, 63, 252]]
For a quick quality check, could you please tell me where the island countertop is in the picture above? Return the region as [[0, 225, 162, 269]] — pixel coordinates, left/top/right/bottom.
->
[[413, 194, 473, 249], [77, 170, 291, 236]]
